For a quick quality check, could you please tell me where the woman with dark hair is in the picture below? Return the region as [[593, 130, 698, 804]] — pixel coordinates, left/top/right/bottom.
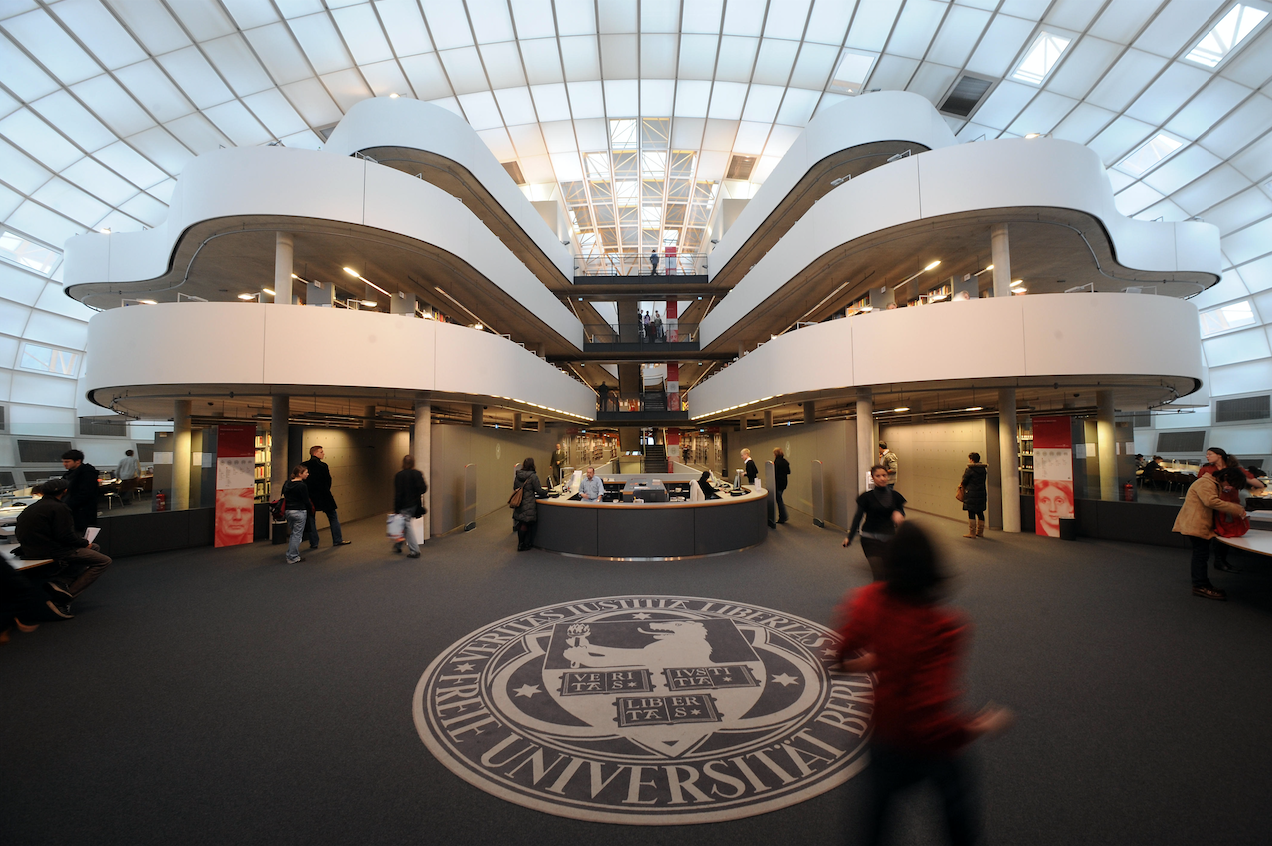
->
[[393, 453, 428, 558], [960, 453, 989, 539], [1174, 466, 1248, 599], [281, 465, 310, 564], [1198, 447, 1264, 573], [698, 470, 720, 500], [844, 465, 907, 579], [835, 522, 1013, 846], [512, 457, 548, 551]]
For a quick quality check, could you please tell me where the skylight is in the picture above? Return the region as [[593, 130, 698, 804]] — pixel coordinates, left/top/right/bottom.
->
[[1115, 133, 1186, 177], [1200, 300, 1258, 336], [828, 50, 877, 96], [1185, 3, 1269, 67], [0, 228, 62, 276], [1011, 31, 1072, 85]]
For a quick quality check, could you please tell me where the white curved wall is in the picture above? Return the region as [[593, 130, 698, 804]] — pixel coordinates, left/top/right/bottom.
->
[[324, 98, 573, 281], [708, 91, 957, 278], [61, 147, 585, 350], [690, 293, 1204, 420], [83, 303, 594, 420], [700, 138, 1222, 347]]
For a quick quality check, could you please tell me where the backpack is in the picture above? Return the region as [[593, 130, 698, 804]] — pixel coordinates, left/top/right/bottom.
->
[[270, 490, 287, 522]]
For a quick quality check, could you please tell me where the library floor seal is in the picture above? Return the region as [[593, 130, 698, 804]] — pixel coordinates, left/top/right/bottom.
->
[[413, 595, 873, 824]]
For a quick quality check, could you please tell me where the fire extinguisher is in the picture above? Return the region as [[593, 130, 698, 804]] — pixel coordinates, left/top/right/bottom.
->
[[1122, 482, 1135, 502], [155, 491, 167, 511]]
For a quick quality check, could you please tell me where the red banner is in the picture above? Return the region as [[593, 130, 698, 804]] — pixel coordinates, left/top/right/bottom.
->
[[215, 424, 257, 548], [1031, 416, 1074, 538]]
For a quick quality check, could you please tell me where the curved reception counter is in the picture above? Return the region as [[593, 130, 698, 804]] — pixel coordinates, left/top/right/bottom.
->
[[535, 487, 769, 560]]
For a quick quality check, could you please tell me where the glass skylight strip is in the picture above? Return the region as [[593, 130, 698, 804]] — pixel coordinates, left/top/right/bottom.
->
[[0, 227, 61, 275], [1185, 3, 1269, 67], [1114, 132, 1186, 177], [1011, 31, 1071, 86]]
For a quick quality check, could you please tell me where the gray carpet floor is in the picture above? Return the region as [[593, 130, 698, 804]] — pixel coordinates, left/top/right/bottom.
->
[[3, 509, 1271, 846]]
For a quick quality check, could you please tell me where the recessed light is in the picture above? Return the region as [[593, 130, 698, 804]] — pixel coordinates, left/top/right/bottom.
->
[[237, 293, 255, 300], [893, 406, 910, 413]]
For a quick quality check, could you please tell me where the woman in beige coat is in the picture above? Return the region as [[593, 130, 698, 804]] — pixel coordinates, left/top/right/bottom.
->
[[1173, 467, 1248, 600]]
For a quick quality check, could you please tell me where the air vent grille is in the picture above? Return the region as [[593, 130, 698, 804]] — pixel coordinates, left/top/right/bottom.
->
[[1215, 395, 1270, 423], [80, 417, 128, 437], [940, 75, 995, 117], [502, 161, 526, 185], [1156, 430, 1206, 453], [17, 439, 74, 463], [726, 155, 756, 180]]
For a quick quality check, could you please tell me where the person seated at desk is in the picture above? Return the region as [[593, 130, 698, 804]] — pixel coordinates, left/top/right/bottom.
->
[[698, 471, 721, 500], [579, 466, 604, 502], [14, 479, 111, 612]]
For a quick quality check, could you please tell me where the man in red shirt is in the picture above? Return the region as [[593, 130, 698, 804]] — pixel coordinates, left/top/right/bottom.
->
[[836, 523, 1012, 845]]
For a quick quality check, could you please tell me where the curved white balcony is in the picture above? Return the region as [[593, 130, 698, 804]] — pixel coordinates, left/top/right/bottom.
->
[[700, 137, 1221, 350], [689, 293, 1204, 420], [83, 303, 595, 421]]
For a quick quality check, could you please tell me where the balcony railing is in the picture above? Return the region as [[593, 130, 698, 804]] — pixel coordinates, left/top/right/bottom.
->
[[584, 322, 698, 345], [574, 252, 708, 277], [596, 391, 687, 416]]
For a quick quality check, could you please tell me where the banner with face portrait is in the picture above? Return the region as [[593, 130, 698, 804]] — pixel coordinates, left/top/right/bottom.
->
[[214, 424, 257, 548], [1032, 416, 1074, 538]]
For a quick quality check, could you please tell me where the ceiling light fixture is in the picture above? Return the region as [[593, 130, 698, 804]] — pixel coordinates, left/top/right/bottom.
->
[[1011, 279, 1024, 287], [263, 288, 275, 296], [137, 299, 156, 305], [344, 266, 390, 296], [360, 299, 378, 307], [237, 293, 256, 300], [893, 406, 911, 413], [892, 260, 941, 291]]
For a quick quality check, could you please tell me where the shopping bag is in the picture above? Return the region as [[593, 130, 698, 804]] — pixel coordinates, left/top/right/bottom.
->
[[386, 512, 405, 541]]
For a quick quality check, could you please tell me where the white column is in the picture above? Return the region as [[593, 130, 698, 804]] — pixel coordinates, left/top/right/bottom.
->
[[1097, 389, 1117, 501], [274, 232, 294, 305], [991, 223, 1012, 298], [270, 395, 288, 497], [856, 390, 873, 494], [415, 401, 431, 539], [173, 399, 192, 510], [998, 388, 1021, 533]]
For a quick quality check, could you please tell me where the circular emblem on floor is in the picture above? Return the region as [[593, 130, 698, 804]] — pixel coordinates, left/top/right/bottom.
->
[[413, 595, 872, 825]]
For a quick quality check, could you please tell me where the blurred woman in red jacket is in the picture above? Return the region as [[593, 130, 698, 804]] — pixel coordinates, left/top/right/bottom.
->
[[835, 522, 1012, 846]]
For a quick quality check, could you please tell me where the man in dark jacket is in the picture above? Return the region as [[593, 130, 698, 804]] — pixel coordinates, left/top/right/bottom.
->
[[61, 449, 100, 534], [16, 479, 111, 604], [773, 447, 791, 524], [302, 445, 349, 548]]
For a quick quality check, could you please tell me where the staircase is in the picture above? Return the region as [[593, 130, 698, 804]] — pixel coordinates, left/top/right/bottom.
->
[[642, 444, 668, 473]]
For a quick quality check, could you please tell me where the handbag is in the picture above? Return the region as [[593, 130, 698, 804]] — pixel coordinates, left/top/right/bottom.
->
[[955, 484, 965, 502], [508, 479, 529, 509], [1214, 510, 1249, 538]]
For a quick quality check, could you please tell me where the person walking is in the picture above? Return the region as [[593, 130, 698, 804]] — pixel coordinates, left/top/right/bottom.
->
[[835, 522, 1013, 846], [773, 447, 791, 523], [393, 453, 428, 558], [844, 465, 907, 580], [1173, 466, 1248, 600], [878, 442, 899, 490], [302, 446, 350, 548], [649, 248, 659, 275], [960, 453, 989, 538], [512, 457, 547, 551], [115, 449, 140, 501], [550, 443, 567, 487], [60, 449, 99, 534], [280, 465, 310, 564]]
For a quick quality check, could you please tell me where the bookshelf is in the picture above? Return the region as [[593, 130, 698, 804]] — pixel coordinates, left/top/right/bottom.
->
[[1017, 421, 1033, 495], [254, 433, 271, 501]]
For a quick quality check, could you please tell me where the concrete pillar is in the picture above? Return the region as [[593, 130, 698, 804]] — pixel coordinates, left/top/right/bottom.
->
[[274, 232, 293, 306], [363, 404, 376, 429], [173, 399, 192, 510], [415, 401, 431, 539], [513, 412, 522, 431], [998, 387, 1021, 533], [1096, 389, 1117, 501], [855, 390, 873, 494], [991, 223, 1012, 298], [270, 395, 288, 497], [804, 401, 815, 425], [763, 409, 773, 429], [472, 404, 483, 428]]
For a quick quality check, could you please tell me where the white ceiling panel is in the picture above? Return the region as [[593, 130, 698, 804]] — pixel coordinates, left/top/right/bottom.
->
[[681, 0, 723, 35], [1200, 94, 1272, 159], [432, 99, 465, 119], [1141, 144, 1223, 195], [600, 34, 638, 79], [494, 86, 538, 125], [331, 5, 394, 65], [530, 83, 571, 122], [674, 79, 711, 118], [741, 84, 784, 124], [1045, 36, 1121, 100], [722, 0, 765, 38], [1134, 0, 1222, 58], [243, 23, 315, 86], [549, 150, 582, 180], [715, 36, 759, 84], [751, 38, 799, 86], [1114, 181, 1165, 216], [1171, 163, 1251, 214], [814, 92, 849, 118], [1049, 101, 1116, 144], [1241, 255, 1272, 293], [1088, 114, 1156, 165], [539, 120, 576, 153], [517, 153, 554, 182], [29, 90, 117, 152], [764, 0, 810, 41], [999, 0, 1050, 18], [7, 200, 85, 248], [707, 81, 747, 121], [775, 87, 819, 125], [732, 120, 771, 155], [555, 0, 598, 37], [847, 0, 903, 53], [1, 9, 100, 86], [1124, 61, 1211, 126], [640, 79, 675, 115], [670, 116, 704, 148], [358, 60, 410, 98], [1089, 0, 1165, 44], [479, 41, 527, 89], [279, 78, 344, 126], [1134, 196, 1189, 223], [567, 80, 605, 118], [1167, 76, 1255, 140], [926, 5, 990, 68], [867, 54, 920, 93], [969, 79, 1036, 130], [87, 208, 141, 234], [276, 1, 325, 18], [468, 0, 516, 44], [439, 46, 489, 95], [1105, 168, 1136, 193], [804, 0, 854, 47], [0, 34, 60, 101], [1216, 24, 1272, 89], [964, 12, 1034, 78], [0, 87, 17, 120], [0, 183, 24, 221], [114, 60, 197, 124], [1006, 90, 1078, 136], [703, 119, 739, 151], [220, 0, 279, 30], [290, 13, 355, 75], [520, 38, 563, 85], [457, 90, 504, 130], [320, 68, 373, 112], [118, 191, 167, 227], [641, 0, 680, 34], [908, 62, 959, 106], [1202, 325, 1271, 367], [163, 113, 230, 155], [49, 0, 146, 71], [764, 123, 802, 156], [508, 123, 547, 157], [640, 34, 678, 78], [31, 176, 109, 226], [0, 137, 52, 194], [598, 0, 637, 35], [603, 79, 638, 115], [509, 0, 556, 40], [94, 138, 168, 188], [374, 0, 432, 56], [399, 53, 452, 100], [120, 128, 193, 177], [1204, 186, 1272, 234], [476, 126, 515, 160], [1085, 49, 1169, 113], [560, 36, 601, 81], [154, 47, 235, 111], [1044, 0, 1104, 32], [168, 0, 238, 41], [1230, 131, 1272, 181], [202, 35, 275, 98], [421, 0, 474, 50], [104, 0, 190, 55], [1221, 216, 1272, 265], [886, 0, 948, 60], [241, 89, 307, 137], [0, 108, 83, 171], [677, 34, 719, 80]]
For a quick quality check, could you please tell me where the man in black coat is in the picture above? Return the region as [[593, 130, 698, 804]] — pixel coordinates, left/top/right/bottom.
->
[[61, 449, 100, 534], [16, 479, 111, 606], [773, 447, 791, 524], [302, 445, 349, 548]]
